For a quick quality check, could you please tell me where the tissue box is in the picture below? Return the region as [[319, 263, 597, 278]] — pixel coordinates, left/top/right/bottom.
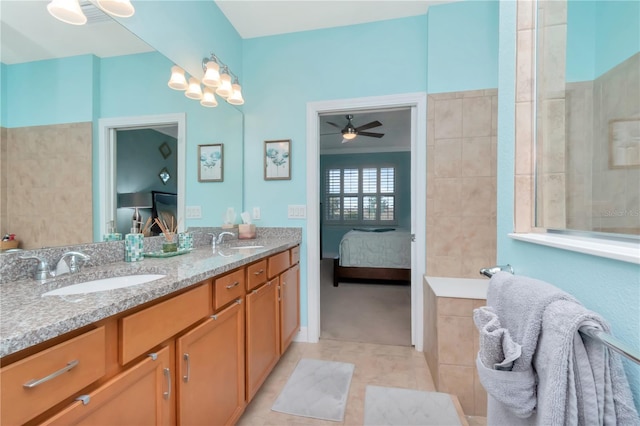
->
[[238, 224, 256, 239]]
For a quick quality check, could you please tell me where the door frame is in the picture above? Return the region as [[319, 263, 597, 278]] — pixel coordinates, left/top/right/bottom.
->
[[305, 93, 427, 351], [98, 113, 186, 238]]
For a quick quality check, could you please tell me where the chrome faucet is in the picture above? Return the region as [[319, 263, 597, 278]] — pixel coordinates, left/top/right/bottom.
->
[[56, 251, 91, 276], [19, 251, 90, 281], [208, 231, 235, 249], [479, 264, 514, 278]]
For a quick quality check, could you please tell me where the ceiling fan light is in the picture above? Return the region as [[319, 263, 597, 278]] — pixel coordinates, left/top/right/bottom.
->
[[215, 72, 233, 98], [185, 77, 203, 100], [202, 61, 221, 88], [168, 66, 188, 90], [342, 132, 357, 140], [47, 0, 87, 25], [96, 0, 135, 17], [227, 83, 244, 105], [200, 87, 218, 107]]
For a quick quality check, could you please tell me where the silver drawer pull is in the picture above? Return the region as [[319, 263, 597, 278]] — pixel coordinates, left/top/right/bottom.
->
[[226, 281, 240, 289], [183, 353, 190, 383], [23, 360, 79, 388], [253, 269, 264, 275], [163, 367, 171, 400]]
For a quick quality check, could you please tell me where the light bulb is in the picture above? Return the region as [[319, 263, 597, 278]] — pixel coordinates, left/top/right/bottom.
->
[[96, 0, 135, 17], [47, 0, 87, 25], [185, 77, 203, 100], [200, 87, 218, 107], [342, 131, 357, 140], [168, 66, 188, 90], [227, 83, 245, 105], [215, 72, 233, 98], [202, 61, 221, 88]]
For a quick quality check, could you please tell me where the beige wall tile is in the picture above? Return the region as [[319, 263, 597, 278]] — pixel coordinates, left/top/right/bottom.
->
[[437, 314, 474, 366], [439, 364, 475, 415], [516, 29, 534, 103], [429, 255, 462, 278], [438, 297, 474, 317], [462, 90, 486, 98], [432, 216, 463, 256], [434, 98, 463, 139], [433, 177, 461, 217], [462, 137, 493, 178], [515, 101, 533, 176], [434, 138, 462, 178], [491, 95, 498, 137], [461, 177, 496, 218], [517, 0, 535, 30], [462, 96, 492, 137], [461, 255, 495, 278], [515, 175, 533, 232]]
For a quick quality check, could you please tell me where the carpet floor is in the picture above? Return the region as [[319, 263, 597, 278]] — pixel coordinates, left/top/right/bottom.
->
[[320, 258, 412, 346]]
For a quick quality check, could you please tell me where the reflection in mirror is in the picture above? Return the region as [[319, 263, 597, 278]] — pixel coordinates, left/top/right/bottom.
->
[[1, 1, 244, 251], [535, 0, 639, 237]]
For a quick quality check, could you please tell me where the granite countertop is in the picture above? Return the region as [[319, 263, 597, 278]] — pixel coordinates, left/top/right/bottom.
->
[[0, 236, 300, 358]]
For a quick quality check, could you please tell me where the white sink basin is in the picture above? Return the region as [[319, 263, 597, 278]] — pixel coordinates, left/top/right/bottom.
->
[[42, 274, 166, 296], [229, 245, 264, 249]]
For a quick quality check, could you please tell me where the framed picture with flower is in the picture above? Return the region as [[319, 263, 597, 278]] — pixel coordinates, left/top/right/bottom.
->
[[264, 139, 291, 180], [198, 144, 223, 182]]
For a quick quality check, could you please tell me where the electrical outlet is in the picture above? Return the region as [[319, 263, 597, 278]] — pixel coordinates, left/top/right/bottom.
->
[[252, 207, 261, 220], [186, 206, 202, 219], [287, 205, 306, 219]]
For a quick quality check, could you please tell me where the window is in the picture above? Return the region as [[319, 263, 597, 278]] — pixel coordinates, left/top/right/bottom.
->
[[325, 166, 396, 223]]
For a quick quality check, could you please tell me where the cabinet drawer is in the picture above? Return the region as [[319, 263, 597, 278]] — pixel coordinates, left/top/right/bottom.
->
[[246, 260, 267, 292], [0, 327, 106, 426], [120, 284, 210, 365], [213, 269, 245, 310], [267, 251, 290, 279], [290, 246, 300, 265]]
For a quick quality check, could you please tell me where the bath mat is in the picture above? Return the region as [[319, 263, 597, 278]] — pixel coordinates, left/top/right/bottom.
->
[[364, 385, 462, 425], [271, 358, 355, 421]]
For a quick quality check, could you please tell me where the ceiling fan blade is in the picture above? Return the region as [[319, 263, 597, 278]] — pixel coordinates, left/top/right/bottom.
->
[[326, 121, 343, 129], [355, 120, 382, 132], [341, 138, 352, 144], [358, 131, 385, 138]]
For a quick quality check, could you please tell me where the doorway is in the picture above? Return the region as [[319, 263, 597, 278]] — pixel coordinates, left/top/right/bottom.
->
[[305, 93, 427, 351]]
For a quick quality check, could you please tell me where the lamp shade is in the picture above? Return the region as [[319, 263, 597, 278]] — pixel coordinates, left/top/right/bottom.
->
[[96, 0, 135, 17], [202, 61, 221, 88], [227, 83, 245, 105], [342, 130, 357, 140], [118, 192, 152, 209], [200, 87, 218, 107], [47, 0, 87, 25], [215, 72, 233, 98], [168, 66, 188, 90], [185, 77, 203, 100]]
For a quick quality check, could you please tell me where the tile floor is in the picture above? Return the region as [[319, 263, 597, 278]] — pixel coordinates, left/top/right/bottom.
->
[[237, 339, 487, 426]]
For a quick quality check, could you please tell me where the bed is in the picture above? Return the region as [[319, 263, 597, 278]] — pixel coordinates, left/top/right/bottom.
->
[[333, 228, 411, 286]]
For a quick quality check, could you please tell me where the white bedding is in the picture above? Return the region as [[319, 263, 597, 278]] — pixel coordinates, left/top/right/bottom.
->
[[338, 229, 411, 269]]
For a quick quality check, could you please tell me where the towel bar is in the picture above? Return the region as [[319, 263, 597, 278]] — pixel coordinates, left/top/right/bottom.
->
[[579, 326, 640, 366]]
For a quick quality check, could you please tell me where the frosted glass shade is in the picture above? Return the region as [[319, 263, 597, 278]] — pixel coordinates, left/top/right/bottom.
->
[[215, 73, 233, 98], [96, 0, 135, 17], [185, 77, 203, 100], [202, 61, 221, 88], [200, 87, 218, 107], [168, 66, 188, 90], [342, 130, 357, 140], [227, 83, 245, 105], [47, 0, 87, 25]]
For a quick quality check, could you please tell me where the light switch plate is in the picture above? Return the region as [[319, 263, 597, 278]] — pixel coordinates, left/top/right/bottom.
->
[[252, 207, 261, 220], [287, 205, 306, 219], [186, 206, 202, 219]]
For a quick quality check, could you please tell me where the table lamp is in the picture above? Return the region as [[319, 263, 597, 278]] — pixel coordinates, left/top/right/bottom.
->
[[118, 192, 153, 234]]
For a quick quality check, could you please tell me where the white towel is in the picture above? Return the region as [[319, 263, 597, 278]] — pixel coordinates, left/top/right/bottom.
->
[[478, 272, 640, 425]]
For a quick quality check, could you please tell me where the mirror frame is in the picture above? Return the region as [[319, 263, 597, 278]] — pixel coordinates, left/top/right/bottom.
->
[[98, 113, 186, 240]]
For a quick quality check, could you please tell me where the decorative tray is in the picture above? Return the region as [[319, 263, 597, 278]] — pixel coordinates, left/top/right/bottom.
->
[[144, 248, 192, 258]]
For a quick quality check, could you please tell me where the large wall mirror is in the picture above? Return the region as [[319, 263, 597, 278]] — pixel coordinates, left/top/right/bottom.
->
[[0, 1, 244, 250], [535, 0, 639, 237]]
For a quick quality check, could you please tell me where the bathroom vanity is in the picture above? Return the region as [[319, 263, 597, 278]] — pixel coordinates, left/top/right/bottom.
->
[[0, 232, 301, 425]]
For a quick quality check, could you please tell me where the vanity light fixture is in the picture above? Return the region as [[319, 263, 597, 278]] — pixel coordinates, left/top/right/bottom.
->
[[201, 87, 219, 107], [185, 77, 203, 100], [202, 59, 221, 88], [227, 78, 245, 106], [47, 0, 134, 25], [215, 66, 233, 99], [168, 66, 188, 90]]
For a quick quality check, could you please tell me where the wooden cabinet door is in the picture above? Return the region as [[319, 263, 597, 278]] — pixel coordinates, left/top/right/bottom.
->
[[279, 264, 300, 355], [246, 278, 280, 402], [176, 299, 245, 426], [42, 345, 172, 426]]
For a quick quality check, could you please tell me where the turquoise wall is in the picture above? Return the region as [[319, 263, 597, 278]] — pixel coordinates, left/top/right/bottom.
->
[[498, 0, 640, 409], [427, 1, 499, 93], [1, 63, 6, 126], [566, 0, 596, 82], [320, 152, 412, 257], [3, 55, 95, 127]]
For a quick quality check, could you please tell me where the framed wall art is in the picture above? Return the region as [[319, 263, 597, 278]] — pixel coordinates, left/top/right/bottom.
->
[[264, 139, 291, 180], [198, 144, 224, 182]]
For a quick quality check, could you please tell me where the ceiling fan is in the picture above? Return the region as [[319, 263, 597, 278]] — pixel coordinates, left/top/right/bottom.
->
[[325, 114, 384, 143]]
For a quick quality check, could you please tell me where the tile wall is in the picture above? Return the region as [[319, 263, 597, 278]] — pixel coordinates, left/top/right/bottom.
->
[[423, 283, 487, 416], [426, 89, 498, 278], [1, 122, 92, 249]]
